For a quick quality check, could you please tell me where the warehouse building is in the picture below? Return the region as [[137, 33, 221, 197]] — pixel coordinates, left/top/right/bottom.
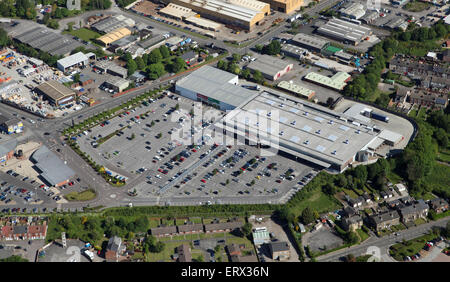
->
[[360, 10, 379, 24], [277, 81, 315, 100], [159, 3, 196, 20], [384, 18, 408, 31], [304, 71, 351, 91], [175, 66, 258, 110], [107, 35, 139, 53], [34, 80, 76, 106], [184, 16, 223, 31], [246, 55, 293, 81], [281, 44, 308, 60], [212, 90, 396, 172], [103, 76, 130, 93], [161, 0, 269, 30], [97, 27, 132, 46], [0, 139, 17, 163], [11, 25, 83, 56], [31, 145, 75, 187], [339, 2, 366, 20], [260, 0, 303, 14], [94, 61, 128, 78], [137, 34, 168, 52], [290, 33, 329, 53], [56, 52, 89, 72], [316, 18, 372, 45], [91, 14, 135, 33], [334, 50, 354, 64]]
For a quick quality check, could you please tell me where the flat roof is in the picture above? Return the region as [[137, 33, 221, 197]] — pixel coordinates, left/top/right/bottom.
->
[[378, 129, 403, 144], [35, 80, 75, 102], [291, 33, 329, 50], [317, 18, 372, 43], [31, 146, 75, 186], [185, 15, 223, 30], [159, 3, 194, 19], [176, 66, 258, 108], [277, 81, 314, 98], [91, 14, 135, 33], [304, 72, 350, 90], [57, 52, 89, 69], [216, 90, 379, 169], [246, 55, 293, 77], [343, 103, 372, 125], [138, 34, 166, 49], [105, 76, 129, 87]]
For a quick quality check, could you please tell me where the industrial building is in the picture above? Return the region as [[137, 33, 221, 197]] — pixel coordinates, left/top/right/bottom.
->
[[246, 55, 293, 81], [334, 50, 354, 64], [94, 61, 128, 78], [384, 18, 408, 31], [0, 115, 23, 134], [184, 16, 223, 31], [277, 81, 315, 100], [339, 2, 366, 19], [31, 145, 75, 187], [107, 35, 139, 53], [175, 66, 258, 110], [56, 52, 89, 72], [34, 80, 76, 106], [290, 33, 329, 53], [213, 90, 402, 172], [97, 27, 132, 47], [10, 25, 83, 56], [360, 10, 379, 24], [304, 71, 351, 91], [137, 34, 168, 52], [261, 0, 303, 14], [160, 0, 269, 30], [159, 3, 196, 20], [0, 139, 17, 163], [103, 76, 130, 93], [281, 44, 308, 60], [91, 14, 135, 33], [316, 18, 372, 45]]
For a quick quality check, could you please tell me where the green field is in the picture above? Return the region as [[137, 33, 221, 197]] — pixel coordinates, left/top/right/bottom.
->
[[403, 0, 431, 12], [64, 28, 101, 42], [437, 148, 450, 163], [290, 188, 342, 216], [356, 228, 369, 242], [423, 164, 450, 193], [64, 189, 96, 201]]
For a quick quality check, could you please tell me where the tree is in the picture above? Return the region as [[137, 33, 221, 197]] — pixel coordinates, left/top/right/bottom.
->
[[254, 44, 263, 53], [353, 165, 368, 184], [0, 28, 10, 47], [241, 222, 252, 238], [252, 70, 264, 83], [322, 183, 336, 195], [149, 49, 163, 64], [159, 45, 170, 58], [262, 40, 281, 55], [135, 56, 145, 70], [301, 207, 316, 225], [150, 241, 165, 253], [126, 59, 137, 76], [346, 254, 356, 262], [241, 68, 251, 80], [147, 63, 165, 80], [169, 57, 186, 73]]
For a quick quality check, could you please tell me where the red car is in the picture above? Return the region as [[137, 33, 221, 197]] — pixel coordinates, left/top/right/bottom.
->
[[135, 116, 140, 119], [158, 168, 163, 172], [201, 179, 206, 183], [162, 170, 168, 174], [68, 181, 74, 186], [100, 124, 105, 127], [39, 184, 45, 188], [275, 179, 282, 183], [191, 149, 197, 152]]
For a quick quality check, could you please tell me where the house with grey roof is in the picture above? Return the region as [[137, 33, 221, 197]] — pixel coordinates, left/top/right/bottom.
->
[[369, 211, 400, 231], [106, 236, 122, 262], [342, 214, 363, 231], [268, 241, 290, 261], [398, 200, 429, 223], [429, 198, 449, 214], [150, 225, 177, 237]]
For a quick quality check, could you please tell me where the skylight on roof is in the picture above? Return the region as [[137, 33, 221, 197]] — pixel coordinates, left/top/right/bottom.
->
[[290, 108, 299, 113], [339, 125, 350, 131], [265, 99, 275, 105], [279, 117, 287, 123], [328, 135, 338, 142], [290, 136, 300, 143], [302, 125, 312, 132], [314, 116, 324, 123], [316, 145, 326, 152]]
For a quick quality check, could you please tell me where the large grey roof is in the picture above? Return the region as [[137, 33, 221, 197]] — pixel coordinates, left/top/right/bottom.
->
[[0, 139, 17, 156], [30, 146, 75, 186], [176, 66, 258, 108], [269, 241, 290, 252], [291, 33, 329, 50], [317, 18, 372, 43], [246, 55, 293, 77], [57, 52, 89, 69]]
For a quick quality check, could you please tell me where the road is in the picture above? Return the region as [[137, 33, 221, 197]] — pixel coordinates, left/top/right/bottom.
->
[[316, 217, 450, 262]]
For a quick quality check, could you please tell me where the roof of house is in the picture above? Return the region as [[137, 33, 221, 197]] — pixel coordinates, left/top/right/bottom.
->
[[150, 225, 177, 235], [269, 241, 290, 253], [203, 220, 243, 232], [230, 254, 258, 262], [13, 225, 27, 234], [399, 200, 429, 216], [429, 198, 449, 209], [177, 244, 192, 262], [177, 223, 203, 233], [107, 236, 122, 252], [181, 51, 197, 61], [370, 211, 400, 224], [226, 243, 241, 255]]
